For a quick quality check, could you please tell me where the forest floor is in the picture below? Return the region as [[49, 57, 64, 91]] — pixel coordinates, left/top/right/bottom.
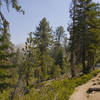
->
[[69, 73, 100, 100]]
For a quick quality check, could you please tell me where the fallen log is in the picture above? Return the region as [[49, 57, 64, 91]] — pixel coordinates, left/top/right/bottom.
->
[[87, 88, 100, 93]]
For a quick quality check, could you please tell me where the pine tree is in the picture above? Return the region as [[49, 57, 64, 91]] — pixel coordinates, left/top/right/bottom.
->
[[69, 0, 100, 73], [86, 2, 100, 72], [51, 26, 67, 75], [55, 26, 65, 43], [68, 0, 77, 77], [10, 48, 23, 100], [0, 18, 14, 92], [22, 32, 34, 86], [33, 18, 52, 81]]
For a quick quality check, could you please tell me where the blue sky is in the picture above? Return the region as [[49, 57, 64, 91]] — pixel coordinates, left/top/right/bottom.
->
[[2, 0, 100, 45]]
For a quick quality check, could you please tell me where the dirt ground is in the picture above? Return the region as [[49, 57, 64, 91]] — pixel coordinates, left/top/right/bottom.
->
[[69, 74, 100, 100]]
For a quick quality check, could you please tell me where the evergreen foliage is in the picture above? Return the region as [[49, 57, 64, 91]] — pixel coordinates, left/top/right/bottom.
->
[[1, 0, 100, 99], [33, 18, 53, 82], [0, 16, 14, 94], [69, 0, 100, 74]]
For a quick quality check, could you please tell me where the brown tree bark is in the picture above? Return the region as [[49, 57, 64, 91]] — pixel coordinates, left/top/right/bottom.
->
[[70, 0, 77, 77], [70, 51, 76, 77]]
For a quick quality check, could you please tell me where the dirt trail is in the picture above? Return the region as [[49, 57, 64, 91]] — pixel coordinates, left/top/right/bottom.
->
[[69, 74, 100, 100]]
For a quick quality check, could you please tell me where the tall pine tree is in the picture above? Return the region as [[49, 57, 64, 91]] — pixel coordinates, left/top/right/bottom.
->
[[33, 18, 52, 82], [69, 0, 100, 74]]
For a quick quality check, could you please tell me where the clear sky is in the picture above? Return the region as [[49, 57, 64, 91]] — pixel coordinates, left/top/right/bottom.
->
[[2, 0, 100, 45]]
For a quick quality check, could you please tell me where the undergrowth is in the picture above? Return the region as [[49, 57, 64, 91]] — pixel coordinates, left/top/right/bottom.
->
[[0, 70, 100, 100]]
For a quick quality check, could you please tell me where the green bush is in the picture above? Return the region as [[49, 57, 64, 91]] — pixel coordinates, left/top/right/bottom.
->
[[0, 70, 100, 100]]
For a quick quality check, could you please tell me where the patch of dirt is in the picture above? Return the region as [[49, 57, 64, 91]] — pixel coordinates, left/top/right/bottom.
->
[[69, 74, 100, 100]]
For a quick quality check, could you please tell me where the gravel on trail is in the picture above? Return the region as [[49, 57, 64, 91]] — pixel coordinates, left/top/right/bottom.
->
[[69, 74, 100, 100]]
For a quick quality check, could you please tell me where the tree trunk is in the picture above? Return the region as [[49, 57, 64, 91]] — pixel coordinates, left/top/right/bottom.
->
[[70, 0, 76, 77], [92, 56, 95, 70], [26, 80, 29, 87], [82, 49, 86, 73], [10, 75, 23, 100], [70, 51, 76, 77]]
